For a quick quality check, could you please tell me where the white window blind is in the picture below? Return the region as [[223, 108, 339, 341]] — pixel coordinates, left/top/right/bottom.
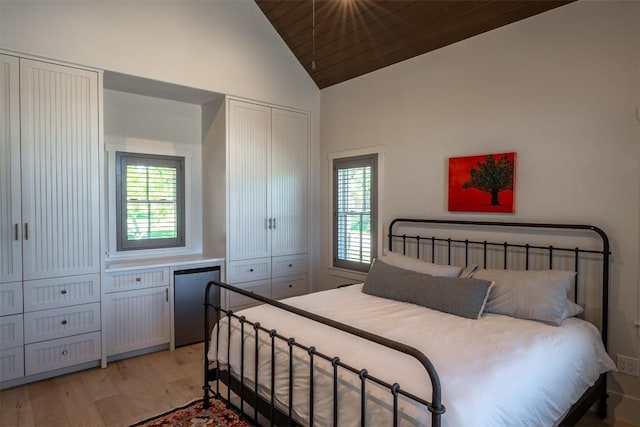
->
[[333, 154, 377, 271], [125, 164, 177, 240], [116, 152, 185, 251]]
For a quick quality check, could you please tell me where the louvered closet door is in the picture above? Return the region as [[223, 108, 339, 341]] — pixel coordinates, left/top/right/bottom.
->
[[0, 55, 22, 284], [19, 59, 100, 280], [104, 287, 170, 356], [270, 108, 308, 257], [227, 100, 271, 261]]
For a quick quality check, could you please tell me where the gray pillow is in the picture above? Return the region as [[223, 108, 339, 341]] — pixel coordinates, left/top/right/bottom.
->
[[473, 269, 576, 326], [362, 260, 494, 319]]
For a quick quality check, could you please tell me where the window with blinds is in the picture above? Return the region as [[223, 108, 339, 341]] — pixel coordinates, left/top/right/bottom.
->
[[116, 152, 185, 251], [333, 154, 378, 272]]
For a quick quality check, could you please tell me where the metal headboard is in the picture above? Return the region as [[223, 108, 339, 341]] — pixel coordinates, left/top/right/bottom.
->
[[388, 218, 611, 350]]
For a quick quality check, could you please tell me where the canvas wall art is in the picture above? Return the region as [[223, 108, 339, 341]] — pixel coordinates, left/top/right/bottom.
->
[[448, 152, 516, 213]]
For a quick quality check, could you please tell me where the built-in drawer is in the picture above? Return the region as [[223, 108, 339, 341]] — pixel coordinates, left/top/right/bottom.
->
[[226, 258, 271, 283], [227, 279, 271, 309], [104, 267, 170, 293], [0, 314, 24, 348], [272, 254, 307, 278], [0, 345, 24, 382], [0, 282, 23, 316], [24, 331, 101, 376], [271, 275, 308, 300], [24, 274, 100, 312], [24, 303, 100, 344]]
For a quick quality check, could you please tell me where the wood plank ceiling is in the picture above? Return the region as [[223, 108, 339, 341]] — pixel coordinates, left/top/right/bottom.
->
[[255, 0, 575, 89]]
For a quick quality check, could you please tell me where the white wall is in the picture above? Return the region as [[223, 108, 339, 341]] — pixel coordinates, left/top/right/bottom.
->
[[105, 89, 203, 145], [0, 0, 318, 111], [103, 89, 204, 258], [320, 1, 639, 423]]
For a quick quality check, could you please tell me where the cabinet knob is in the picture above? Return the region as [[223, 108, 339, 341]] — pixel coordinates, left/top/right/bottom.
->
[[61, 320, 68, 325], [288, 284, 292, 288], [60, 289, 67, 295], [135, 277, 142, 282], [61, 349, 68, 356], [249, 268, 254, 272], [289, 264, 293, 268]]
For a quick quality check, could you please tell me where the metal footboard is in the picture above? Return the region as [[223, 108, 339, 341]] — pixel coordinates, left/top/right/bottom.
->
[[202, 280, 445, 427]]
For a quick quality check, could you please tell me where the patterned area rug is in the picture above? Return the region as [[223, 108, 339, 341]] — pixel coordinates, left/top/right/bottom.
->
[[130, 398, 252, 427]]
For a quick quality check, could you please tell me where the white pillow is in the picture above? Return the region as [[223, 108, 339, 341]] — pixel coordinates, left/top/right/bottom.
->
[[458, 264, 479, 278], [564, 300, 584, 319], [380, 252, 462, 278]]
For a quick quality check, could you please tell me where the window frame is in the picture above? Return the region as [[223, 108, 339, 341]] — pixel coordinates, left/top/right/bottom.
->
[[115, 151, 186, 251], [329, 147, 384, 274]]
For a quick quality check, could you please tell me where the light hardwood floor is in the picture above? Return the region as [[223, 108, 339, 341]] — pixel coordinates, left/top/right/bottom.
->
[[0, 344, 632, 426]]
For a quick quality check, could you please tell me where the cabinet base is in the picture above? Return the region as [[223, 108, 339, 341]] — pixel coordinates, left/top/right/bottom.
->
[[106, 343, 169, 364], [0, 359, 100, 390]]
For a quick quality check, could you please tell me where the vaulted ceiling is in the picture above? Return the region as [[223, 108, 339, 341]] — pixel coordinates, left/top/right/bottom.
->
[[255, 0, 575, 89]]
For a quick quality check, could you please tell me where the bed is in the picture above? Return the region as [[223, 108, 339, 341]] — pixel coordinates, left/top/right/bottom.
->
[[202, 218, 616, 426]]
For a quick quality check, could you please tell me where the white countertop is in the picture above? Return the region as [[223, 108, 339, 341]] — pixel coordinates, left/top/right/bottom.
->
[[105, 254, 224, 272]]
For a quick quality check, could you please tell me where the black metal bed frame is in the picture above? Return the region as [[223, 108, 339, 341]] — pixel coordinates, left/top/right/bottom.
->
[[202, 218, 611, 426]]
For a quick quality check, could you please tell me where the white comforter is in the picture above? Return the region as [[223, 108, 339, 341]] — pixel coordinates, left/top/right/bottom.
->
[[208, 284, 615, 427]]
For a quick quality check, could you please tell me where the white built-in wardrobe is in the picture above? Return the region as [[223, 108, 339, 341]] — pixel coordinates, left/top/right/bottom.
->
[[0, 54, 101, 386], [204, 98, 309, 310]]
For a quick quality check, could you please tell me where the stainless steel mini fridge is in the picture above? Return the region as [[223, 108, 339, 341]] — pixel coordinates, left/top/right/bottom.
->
[[173, 266, 221, 347]]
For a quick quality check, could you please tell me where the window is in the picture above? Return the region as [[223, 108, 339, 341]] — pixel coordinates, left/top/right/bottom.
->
[[333, 154, 378, 272], [116, 152, 185, 251]]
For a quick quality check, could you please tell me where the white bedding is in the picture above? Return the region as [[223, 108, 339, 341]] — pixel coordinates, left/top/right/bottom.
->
[[208, 284, 615, 427]]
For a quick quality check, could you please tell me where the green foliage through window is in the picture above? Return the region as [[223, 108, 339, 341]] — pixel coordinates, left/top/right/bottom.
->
[[116, 152, 185, 251], [333, 154, 377, 272]]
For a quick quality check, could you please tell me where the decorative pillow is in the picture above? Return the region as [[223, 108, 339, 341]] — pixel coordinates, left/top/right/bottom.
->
[[458, 264, 479, 279], [363, 260, 494, 319], [563, 300, 584, 319], [472, 269, 576, 326], [380, 251, 463, 278]]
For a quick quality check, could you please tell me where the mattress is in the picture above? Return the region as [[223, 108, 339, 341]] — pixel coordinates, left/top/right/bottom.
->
[[209, 284, 615, 427]]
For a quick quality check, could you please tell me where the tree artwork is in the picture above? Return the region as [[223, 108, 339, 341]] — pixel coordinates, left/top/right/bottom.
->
[[448, 152, 516, 213], [461, 154, 514, 206]]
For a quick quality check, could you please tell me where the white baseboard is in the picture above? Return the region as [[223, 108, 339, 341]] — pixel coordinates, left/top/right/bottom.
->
[[609, 390, 639, 426]]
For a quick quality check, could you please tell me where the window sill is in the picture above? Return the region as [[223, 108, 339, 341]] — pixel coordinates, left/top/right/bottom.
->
[[105, 246, 198, 263], [328, 267, 367, 283]]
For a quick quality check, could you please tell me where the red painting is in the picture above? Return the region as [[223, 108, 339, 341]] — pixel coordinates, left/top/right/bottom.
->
[[448, 152, 516, 213]]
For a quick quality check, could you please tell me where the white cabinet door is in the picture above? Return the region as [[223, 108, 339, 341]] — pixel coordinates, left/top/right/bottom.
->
[[19, 59, 100, 280], [104, 287, 170, 357], [0, 54, 22, 285], [0, 282, 23, 317], [0, 345, 24, 381], [227, 100, 271, 261], [270, 108, 308, 257], [24, 331, 100, 376], [23, 302, 100, 344]]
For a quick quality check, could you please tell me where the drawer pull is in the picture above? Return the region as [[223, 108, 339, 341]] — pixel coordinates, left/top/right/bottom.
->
[[135, 277, 142, 282], [289, 264, 293, 268], [60, 289, 67, 295], [61, 349, 68, 356], [249, 268, 254, 272], [288, 284, 292, 288], [61, 320, 68, 325]]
